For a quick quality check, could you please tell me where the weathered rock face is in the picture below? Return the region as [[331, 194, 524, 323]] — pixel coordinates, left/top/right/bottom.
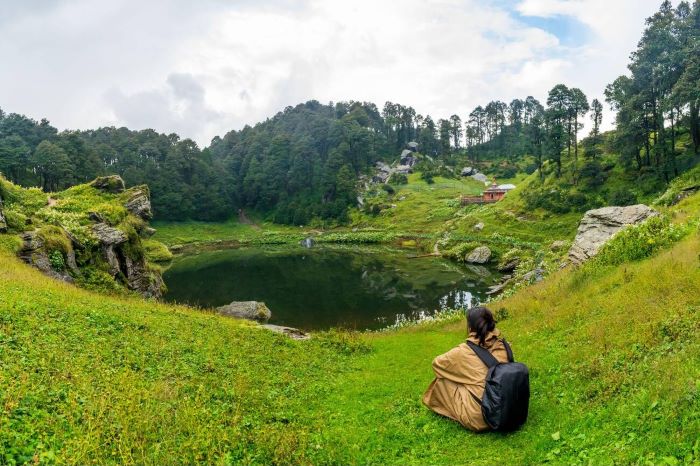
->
[[19, 231, 79, 283], [465, 246, 492, 264], [461, 167, 474, 177], [217, 301, 272, 322], [124, 186, 152, 220], [90, 175, 125, 194], [568, 204, 658, 265], [89, 222, 164, 297], [0, 195, 7, 233], [92, 223, 128, 245]]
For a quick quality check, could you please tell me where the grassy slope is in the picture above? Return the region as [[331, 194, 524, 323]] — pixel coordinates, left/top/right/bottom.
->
[[2, 192, 700, 464], [154, 173, 581, 253]]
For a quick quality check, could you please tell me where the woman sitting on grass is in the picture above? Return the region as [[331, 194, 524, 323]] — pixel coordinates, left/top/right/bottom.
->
[[422, 306, 511, 431]]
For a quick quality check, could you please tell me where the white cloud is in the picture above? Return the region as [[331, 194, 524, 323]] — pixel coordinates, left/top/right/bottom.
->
[[0, 0, 672, 145]]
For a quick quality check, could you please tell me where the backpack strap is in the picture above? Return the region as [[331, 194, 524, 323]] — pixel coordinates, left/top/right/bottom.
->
[[467, 340, 499, 368], [502, 339, 515, 363]]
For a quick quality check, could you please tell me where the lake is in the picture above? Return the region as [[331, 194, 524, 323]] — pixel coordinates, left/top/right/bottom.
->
[[163, 245, 501, 330]]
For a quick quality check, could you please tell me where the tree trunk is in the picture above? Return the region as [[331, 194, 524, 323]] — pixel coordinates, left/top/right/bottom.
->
[[690, 101, 700, 154], [670, 108, 678, 177]]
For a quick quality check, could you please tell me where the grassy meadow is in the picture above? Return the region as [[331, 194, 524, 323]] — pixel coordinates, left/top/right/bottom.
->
[[2, 189, 699, 464]]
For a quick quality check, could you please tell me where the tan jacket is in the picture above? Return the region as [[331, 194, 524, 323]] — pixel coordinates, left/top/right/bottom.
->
[[422, 329, 509, 431]]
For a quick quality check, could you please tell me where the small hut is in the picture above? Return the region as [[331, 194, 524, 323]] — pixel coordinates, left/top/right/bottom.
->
[[483, 182, 508, 202]]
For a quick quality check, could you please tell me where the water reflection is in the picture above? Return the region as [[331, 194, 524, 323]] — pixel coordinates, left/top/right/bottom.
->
[[163, 245, 499, 330]]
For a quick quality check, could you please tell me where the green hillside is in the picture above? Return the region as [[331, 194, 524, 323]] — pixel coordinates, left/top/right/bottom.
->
[[2, 185, 699, 464]]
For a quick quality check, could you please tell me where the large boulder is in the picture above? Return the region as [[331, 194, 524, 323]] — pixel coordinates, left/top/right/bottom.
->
[[217, 301, 272, 322], [471, 173, 489, 183], [124, 186, 152, 220], [90, 175, 125, 194], [461, 167, 474, 177], [568, 204, 658, 265], [465, 246, 492, 264]]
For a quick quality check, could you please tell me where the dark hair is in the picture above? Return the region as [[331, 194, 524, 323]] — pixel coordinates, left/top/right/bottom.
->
[[468, 306, 496, 346]]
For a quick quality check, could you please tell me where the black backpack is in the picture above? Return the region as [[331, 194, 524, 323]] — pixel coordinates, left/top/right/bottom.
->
[[467, 339, 530, 432]]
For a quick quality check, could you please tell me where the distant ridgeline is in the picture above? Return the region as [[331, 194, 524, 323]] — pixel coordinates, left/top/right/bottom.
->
[[0, 2, 698, 225]]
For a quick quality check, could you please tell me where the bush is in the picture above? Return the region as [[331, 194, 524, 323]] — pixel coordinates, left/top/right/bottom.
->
[[381, 184, 395, 195], [390, 173, 408, 185], [608, 189, 637, 206], [594, 215, 692, 266], [48, 250, 66, 271], [421, 171, 435, 184], [580, 160, 607, 188]]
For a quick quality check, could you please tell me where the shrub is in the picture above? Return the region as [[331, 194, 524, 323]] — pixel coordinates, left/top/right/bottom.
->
[[390, 173, 408, 185], [421, 171, 435, 184], [381, 184, 395, 195], [608, 189, 637, 206], [594, 215, 692, 266], [48, 250, 66, 271], [316, 329, 372, 355]]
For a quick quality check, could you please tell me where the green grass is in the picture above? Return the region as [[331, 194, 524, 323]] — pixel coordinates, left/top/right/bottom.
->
[[2, 192, 700, 464]]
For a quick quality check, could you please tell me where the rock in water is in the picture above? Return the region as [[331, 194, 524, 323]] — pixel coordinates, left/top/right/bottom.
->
[[217, 301, 272, 322], [90, 175, 125, 194], [465, 246, 492, 264], [300, 237, 315, 248], [568, 204, 658, 265]]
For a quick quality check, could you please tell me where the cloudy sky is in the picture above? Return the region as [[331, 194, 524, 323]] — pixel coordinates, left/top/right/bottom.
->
[[0, 0, 671, 146]]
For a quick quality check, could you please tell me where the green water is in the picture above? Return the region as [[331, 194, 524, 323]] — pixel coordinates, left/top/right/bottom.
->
[[163, 245, 500, 330]]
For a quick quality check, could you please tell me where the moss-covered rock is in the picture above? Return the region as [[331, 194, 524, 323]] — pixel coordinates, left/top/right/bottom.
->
[[1, 174, 168, 299]]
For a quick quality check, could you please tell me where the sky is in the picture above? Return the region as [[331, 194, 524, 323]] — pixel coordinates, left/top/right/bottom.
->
[[0, 0, 673, 147]]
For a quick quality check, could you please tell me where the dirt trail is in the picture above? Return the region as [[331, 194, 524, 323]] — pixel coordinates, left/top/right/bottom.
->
[[238, 209, 261, 230]]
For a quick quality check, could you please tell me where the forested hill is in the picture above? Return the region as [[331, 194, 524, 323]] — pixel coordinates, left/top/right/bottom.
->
[[0, 100, 449, 224], [1, 1, 698, 225]]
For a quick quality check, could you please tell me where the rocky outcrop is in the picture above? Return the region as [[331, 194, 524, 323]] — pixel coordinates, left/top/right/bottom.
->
[[89, 222, 164, 297], [217, 301, 272, 322], [465, 246, 492, 264], [461, 167, 475, 177], [0, 195, 7, 233], [124, 186, 152, 220], [19, 231, 79, 283], [90, 175, 125, 194], [568, 204, 658, 265]]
